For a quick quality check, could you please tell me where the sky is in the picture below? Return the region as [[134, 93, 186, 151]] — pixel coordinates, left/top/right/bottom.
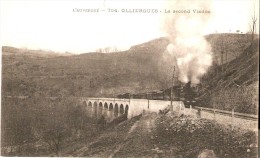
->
[[0, 0, 259, 54]]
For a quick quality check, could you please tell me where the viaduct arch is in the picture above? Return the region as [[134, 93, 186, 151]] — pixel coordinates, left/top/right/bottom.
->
[[80, 97, 184, 121], [81, 98, 130, 121]]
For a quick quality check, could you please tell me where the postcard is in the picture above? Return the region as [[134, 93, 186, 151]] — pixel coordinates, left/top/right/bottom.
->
[[1, 0, 259, 157]]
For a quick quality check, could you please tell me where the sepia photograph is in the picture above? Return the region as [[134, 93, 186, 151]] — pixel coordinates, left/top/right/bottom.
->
[[0, 0, 259, 157]]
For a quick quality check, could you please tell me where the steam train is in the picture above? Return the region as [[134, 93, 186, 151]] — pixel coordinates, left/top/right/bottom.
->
[[117, 81, 199, 108]]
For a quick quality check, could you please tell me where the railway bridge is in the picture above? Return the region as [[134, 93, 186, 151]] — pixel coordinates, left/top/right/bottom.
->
[[79, 97, 185, 122]]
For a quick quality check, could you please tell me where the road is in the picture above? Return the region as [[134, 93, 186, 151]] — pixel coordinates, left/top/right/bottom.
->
[[58, 112, 177, 157], [47, 111, 257, 158]]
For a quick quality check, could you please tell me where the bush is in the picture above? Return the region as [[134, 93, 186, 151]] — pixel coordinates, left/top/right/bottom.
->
[[1, 97, 98, 156], [209, 83, 258, 114], [155, 114, 257, 158]]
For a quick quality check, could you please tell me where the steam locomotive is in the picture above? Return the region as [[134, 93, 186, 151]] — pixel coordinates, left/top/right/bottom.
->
[[117, 81, 199, 108]]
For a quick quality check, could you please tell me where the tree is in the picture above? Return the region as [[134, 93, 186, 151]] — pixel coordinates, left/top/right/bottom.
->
[[1, 98, 34, 154], [42, 124, 70, 156], [38, 100, 72, 156], [1, 96, 96, 156], [96, 46, 120, 53], [248, 0, 258, 43], [68, 105, 85, 133], [219, 34, 226, 73]]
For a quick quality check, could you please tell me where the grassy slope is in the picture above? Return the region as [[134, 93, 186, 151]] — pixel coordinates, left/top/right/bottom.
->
[[2, 34, 258, 101], [205, 33, 255, 64], [198, 38, 259, 114], [2, 37, 170, 97]]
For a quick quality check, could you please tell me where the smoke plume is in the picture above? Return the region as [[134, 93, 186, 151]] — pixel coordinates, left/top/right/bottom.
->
[[164, 0, 213, 84]]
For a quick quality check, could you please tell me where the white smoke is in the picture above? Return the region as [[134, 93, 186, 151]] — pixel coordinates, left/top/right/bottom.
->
[[164, 0, 213, 84]]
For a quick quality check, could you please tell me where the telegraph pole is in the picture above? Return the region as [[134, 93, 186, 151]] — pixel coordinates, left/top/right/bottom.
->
[[170, 66, 175, 111], [221, 51, 224, 73], [147, 93, 150, 109]]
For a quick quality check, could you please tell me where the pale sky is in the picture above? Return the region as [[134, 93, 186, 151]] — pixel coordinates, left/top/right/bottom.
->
[[0, 0, 259, 54]]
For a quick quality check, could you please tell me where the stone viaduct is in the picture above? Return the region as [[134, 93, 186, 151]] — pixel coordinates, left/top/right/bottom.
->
[[79, 97, 185, 122], [78, 97, 257, 131]]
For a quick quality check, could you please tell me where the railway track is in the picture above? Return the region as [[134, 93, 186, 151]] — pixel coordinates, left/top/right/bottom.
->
[[194, 106, 258, 121]]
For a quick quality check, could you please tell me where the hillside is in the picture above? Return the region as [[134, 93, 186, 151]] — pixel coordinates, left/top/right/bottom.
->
[[198, 38, 259, 114], [205, 33, 256, 64], [1, 33, 258, 157], [2, 37, 170, 97], [2, 34, 258, 103], [2, 46, 72, 58]]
